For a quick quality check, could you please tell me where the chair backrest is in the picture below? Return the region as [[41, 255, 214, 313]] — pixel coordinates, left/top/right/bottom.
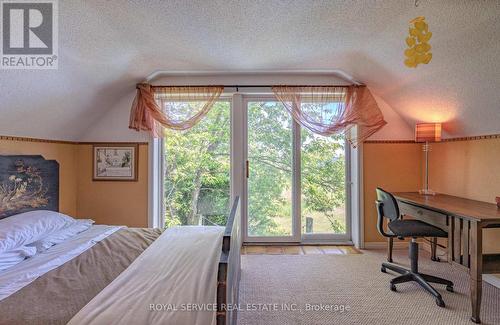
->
[[375, 188, 401, 237]]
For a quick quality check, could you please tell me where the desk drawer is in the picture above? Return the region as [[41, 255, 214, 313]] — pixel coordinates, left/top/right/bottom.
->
[[399, 201, 448, 230]]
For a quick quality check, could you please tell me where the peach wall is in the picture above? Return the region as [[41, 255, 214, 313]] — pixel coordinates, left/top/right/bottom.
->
[[363, 138, 499, 253], [76, 144, 149, 227], [2, 135, 498, 248], [430, 138, 500, 253], [363, 142, 422, 243], [0, 139, 78, 216], [0, 139, 148, 227], [429, 138, 500, 203]]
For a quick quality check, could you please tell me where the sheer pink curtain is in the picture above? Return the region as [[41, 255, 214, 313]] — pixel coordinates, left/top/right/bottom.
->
[[272, 85, 386, 146], [129, 83, 223, 137]]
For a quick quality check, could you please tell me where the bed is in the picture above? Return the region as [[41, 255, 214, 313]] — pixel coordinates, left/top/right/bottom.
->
[[0, 155, 241, 325]]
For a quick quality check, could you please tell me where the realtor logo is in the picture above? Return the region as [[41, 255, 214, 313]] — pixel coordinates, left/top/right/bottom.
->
[[1, 0, 58, 69]]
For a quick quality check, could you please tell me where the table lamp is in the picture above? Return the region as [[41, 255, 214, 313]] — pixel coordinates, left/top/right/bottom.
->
[[415, 123, 441, 195]]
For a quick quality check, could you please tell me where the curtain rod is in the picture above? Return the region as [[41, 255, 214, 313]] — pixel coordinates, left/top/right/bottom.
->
[[138, 84, 362, 89]]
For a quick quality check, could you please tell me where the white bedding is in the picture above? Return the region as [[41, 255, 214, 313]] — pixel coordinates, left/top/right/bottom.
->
[[0, 224, 122, 301], [0, 210, 75, 254], [68, 226, 225, 325], [0, 245, 37, 271]]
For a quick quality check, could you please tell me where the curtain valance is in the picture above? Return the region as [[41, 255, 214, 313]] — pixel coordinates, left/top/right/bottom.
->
[[129, 84, 223, 137], [129, 83, 386, 145], [272, 85, 386, 146]]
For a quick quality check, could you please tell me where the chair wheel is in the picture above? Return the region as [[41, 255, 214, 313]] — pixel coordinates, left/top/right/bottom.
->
[[446, 285, 454, 292], [390, 284, 396, 291], [436, 298, 445, 308], [381, 266, 387, 273]]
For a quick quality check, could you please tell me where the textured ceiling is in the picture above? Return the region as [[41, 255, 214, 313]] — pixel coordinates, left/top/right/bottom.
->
[[1, 0, 499, 140]]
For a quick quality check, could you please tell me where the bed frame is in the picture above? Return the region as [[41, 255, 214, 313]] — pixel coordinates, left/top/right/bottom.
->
[[217, 196, 242, 325]]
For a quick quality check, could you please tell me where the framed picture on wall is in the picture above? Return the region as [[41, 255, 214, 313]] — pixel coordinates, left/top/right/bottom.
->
[[92, 144, 138, 181]]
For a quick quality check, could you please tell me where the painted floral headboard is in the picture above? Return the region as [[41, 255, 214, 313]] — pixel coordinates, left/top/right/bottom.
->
[[0, 155, 59, 219]]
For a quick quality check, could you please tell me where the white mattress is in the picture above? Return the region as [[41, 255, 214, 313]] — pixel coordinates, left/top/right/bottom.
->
[[0, 225, 122, 301]]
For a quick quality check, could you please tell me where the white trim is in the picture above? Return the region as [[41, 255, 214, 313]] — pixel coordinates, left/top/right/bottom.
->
[[358, 141, 364, 249], [231, 94, 245, 239], [148, 138, 164, 228], [292, 114, 302, 241], [484, 274, 500, 289], [249, 241, 355, 246], [145, 69, 363, 85], [346, 140, 353, 240], [230, 94, 244, 203], [349, 128, 362, 248], [147, 137, 154, 227]]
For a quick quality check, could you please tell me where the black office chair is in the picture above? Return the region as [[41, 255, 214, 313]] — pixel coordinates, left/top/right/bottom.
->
[[375, 188, 454, 307]]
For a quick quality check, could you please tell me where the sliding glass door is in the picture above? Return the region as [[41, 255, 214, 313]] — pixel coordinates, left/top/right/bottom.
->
[[246, 100, 300, 241], [244, 98, 350, 242]]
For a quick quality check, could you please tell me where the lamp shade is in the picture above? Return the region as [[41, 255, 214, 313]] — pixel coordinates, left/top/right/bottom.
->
[[415, 123, 441, 142]]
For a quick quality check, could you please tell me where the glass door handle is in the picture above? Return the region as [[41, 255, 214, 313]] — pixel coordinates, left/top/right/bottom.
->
[[246, 160, 249, 178]]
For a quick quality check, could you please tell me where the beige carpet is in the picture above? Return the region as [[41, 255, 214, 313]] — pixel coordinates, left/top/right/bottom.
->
[[238, 249, 500, 325]]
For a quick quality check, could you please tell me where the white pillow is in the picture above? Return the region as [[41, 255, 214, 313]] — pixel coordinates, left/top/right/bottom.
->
[[0, 246, 37, 272], [0, 210, 75, 254], [28, 219, 95, 252]]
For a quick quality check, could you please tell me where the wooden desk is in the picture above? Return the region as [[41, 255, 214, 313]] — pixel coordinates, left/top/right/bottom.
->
[[394, 192, 500, 324]]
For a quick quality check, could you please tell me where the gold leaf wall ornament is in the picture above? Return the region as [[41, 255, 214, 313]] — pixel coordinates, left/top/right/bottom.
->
[[404, 16, 432, 68]]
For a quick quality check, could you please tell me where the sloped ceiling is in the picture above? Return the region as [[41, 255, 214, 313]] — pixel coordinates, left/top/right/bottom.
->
[[1, 0, 499, 141]]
